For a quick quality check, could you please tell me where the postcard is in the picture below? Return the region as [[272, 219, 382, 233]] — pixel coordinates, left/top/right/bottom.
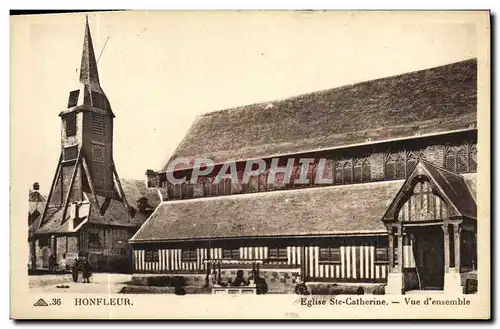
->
[[10, 10, 490, 319]]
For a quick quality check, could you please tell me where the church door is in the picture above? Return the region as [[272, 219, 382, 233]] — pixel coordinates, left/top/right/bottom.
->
[[413, 226, 444, 290]]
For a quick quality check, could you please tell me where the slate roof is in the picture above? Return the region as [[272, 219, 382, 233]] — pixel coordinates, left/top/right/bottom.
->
[[162, 58, 477, 172], [35, 179, 161, 235], [130, 180, 404, 242]]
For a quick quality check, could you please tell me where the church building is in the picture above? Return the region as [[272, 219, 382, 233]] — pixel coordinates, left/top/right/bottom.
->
[[31, 18, 160, 272], [132, 58, 478, 294]]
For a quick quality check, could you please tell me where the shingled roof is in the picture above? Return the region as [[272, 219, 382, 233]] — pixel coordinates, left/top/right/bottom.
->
[[130, 180, 404, 242], [382, 161, 477, 222], [421, 161, 477, 219], [162, 58, 477, 172], [35, 179, 161, 235]]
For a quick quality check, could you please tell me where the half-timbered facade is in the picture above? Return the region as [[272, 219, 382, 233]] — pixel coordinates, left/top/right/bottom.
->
[[132, 59, 478, 293]]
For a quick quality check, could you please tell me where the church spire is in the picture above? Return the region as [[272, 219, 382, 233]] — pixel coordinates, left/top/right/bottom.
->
[[79, 15, 100, 88]]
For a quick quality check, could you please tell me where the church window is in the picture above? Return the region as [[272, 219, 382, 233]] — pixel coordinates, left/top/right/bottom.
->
[[334, 159, 353, 185], [444, 143, 477, 173], [185, 183, 194, 199], [407, 151, 422, 175], [92, 143, 105, 163], [65, 114, 76, 137], [343, 161, 352, 184], [353, 159, 362, 183], [67, 90, 80, 108], [92, 113, 105, 135], [63, 145, 78, 161], [353, 158, 371, 183], [362, 158, 371, 182], [469, 145, 477, 172], [248, 175, 259, 192], [334, 161, 343, 184], [202, 177, 212, 197], [258, 172, 268, 191], [394, 153, 406, 179], [385, 150, 425, 180]]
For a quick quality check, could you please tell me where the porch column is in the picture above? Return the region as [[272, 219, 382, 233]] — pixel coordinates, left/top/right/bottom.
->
[[443, 223, 463, 293], [453, 224, 461, 271], [396, 227, 403, 273], [442, 224, 450, 273], [386, 225, 404, 294], [388, 228, 394, 272]]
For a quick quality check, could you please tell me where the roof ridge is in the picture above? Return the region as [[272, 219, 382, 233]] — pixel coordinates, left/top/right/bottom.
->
[[198, 58, 477, 118]]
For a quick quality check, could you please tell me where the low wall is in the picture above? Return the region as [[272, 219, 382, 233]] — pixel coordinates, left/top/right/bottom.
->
[[131, 268, 301, 294], [130, 268, 388, 294]]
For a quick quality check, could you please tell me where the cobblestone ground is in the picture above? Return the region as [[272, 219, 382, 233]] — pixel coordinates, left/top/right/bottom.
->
[[29, 273, 132, 293]]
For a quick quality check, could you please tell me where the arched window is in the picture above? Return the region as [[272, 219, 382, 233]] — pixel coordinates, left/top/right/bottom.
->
[[334, 160, 343, 185], [203, 177, 213, 197], [384, 152, 406, 179], [394, 153, 406, 179], [384, 154, 396, 180], [308, 163, 318, 186], [214, 176, 233, 195], [258, 172, 268, 191], [457, 148, 468, 173], [353, 159, 362, 183], [385, 150, 425, 180], [407, 151, 425, 175], [333, 159, 353, 185], [362, 158, 371, 182], [291, 164, 302, 188], [248, 175, 259, 192], [469, 144, 477, 172], [444, 143, 477, 173], [343, 160, 353, 184], [353, 157, 371, 183]]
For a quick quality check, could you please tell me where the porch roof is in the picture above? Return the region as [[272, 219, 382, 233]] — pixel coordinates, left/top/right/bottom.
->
[[382, 160, 477, 222], [130, 180, 404, 243]]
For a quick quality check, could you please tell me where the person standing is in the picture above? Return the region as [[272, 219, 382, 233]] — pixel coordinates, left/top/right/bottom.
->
[[59, 254, 67, 272], [48, 254, 55, 272], [82, 257, 92, 283], [72, 257, 80, 283]]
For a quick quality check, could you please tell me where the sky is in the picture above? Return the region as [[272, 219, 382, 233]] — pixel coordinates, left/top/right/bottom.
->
[[11, 11, 479, 193]]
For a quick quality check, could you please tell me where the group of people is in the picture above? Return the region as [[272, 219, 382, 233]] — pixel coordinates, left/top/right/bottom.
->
[[207, 269, 268, 294], [71, 256, 92, 283]]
